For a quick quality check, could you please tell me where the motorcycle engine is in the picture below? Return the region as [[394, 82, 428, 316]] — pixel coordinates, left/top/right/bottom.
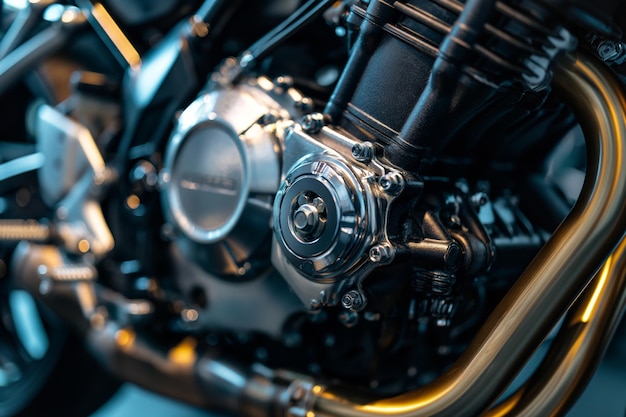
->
[[157, 0, 579, 391]]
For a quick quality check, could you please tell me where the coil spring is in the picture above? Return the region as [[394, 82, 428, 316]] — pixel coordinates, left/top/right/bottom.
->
[[413, 270, 456, 295]]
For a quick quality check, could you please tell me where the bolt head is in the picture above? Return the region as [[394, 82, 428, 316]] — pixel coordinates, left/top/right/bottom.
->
[[351, 143, 373, 163], [274, 75, 293, 89], [293, 204, 319, 232], [341, 290, 364, 311], [378, 172, 404, 195], [300, 113, 325, 133], [369, 243, 394, 264]]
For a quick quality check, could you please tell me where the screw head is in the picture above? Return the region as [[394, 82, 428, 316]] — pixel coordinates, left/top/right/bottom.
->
[[369, 243, 394, 264], [291, 193, 326, 241], [295, 97, 314, 113], [351, 142, 373, 163], [274, 75, 293, 89], [293, 204, 319, 233], [341, 290, 365, 311], [470, 192, 489, 210], [301, 113, 325, 134], [378, 172, 404, 195]]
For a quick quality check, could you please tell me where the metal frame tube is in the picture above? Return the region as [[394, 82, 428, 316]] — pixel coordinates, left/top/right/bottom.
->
[[484, 237, 626, 417], [310, 52, 626, 417]]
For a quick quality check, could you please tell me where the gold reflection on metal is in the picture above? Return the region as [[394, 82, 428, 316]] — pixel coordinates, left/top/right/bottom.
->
[[90, 3, 141, 69], [310, 53, 626, 417], [582, 258, 611, 323], [484, 237, 626, 417], [168, 337, 197, 367]]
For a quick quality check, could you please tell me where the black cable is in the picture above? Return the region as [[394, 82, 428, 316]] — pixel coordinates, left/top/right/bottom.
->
[[245, 0, 335, 66], [247, 0, 318, 57]]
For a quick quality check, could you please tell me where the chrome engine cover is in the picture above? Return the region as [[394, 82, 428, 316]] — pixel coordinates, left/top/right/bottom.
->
[[272, 124, 409, 311], [161, 77, 290, 245], [160, 77, 308, 336]]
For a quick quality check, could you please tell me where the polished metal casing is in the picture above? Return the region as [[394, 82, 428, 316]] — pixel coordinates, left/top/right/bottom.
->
[[160, 76, 309, 336], [272, 125, 404, 309], [161, 78, 290, 244]]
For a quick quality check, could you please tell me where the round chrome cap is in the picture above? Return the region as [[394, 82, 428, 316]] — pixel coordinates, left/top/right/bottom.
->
[[163, 117, 249, 244]]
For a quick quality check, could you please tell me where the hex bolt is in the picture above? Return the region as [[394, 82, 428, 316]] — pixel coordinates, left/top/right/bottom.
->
[[301, 113, 326, 134], [293, 204, 319, 233], [311, 196, 326, 213], [292, 193, 326, 240], [351, 142, 373, 163], [259, 112, 278, 126], [369, 243, 395, 264], [309, 298, 322, 312], [379, 172, 404, 195], [341, 290, 365, 311]]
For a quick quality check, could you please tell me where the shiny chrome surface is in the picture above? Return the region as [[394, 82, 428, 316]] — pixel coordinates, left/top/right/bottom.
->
[[162, 76, 308, 335], [272, 125, 402, 310], [161, 79, 287, 245], [35, 104, 105, 206], [29, 103, 115, 257], [485, 237, 626, 417], [307, 52, 626, 417]]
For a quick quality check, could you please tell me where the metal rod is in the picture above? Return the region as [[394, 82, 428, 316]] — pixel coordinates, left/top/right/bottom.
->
[[310, 52, 626, 417], [0, 0, 55, 60], [484, 237, 626, 417], [0, 9, 86, 96]]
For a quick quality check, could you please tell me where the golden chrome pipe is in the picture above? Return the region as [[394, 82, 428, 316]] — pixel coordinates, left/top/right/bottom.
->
[[310, 53, 626, 417], [484, 237, 626, 417]]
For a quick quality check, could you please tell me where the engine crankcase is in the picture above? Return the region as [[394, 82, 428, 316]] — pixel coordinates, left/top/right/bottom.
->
[[160, 76, 306, 336]]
